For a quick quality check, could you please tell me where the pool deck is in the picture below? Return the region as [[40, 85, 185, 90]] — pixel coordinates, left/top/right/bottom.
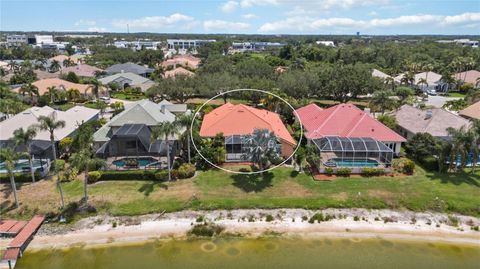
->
[[106, 156, 168, 170]]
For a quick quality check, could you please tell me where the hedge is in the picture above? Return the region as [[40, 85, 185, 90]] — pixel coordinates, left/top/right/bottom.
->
[[360, 167, 385, 177], [98, 170, 157, 181], [0, 172, 42, 183]]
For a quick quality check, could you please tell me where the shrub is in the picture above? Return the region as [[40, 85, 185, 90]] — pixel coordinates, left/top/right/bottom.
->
[[155, 170, 169, 181], [353, 216, 360, 221], [308, 213, 324, 223], [420, 156, 437, 171], [265, 215, 274, 222], [87, 171, 101, 184], [0, 172, 42, 183], [361, 167, 385, 177], [99, 170, 156, 181], [324, 167, 334, 176], [188, 223, 224, 237], [59, 167, 78, 182], [336, 168, 352, 177], [402, 160, 415, 174], [177, 163, 196, 179], [196, 215, 204, 223], [52, 159, 65, 171]]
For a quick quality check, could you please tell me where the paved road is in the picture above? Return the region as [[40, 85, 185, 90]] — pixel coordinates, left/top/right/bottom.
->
[[424, 96, 462, 108]]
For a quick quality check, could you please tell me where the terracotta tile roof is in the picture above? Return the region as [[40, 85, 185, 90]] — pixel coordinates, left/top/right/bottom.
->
[[200, 103, 296, 145], [59, 64, 102, 77], [14, 78, 91, 96], [49, 55, 79, 64], [454, 70, 480, 85], [459, 101, 480, 120], [163, 67, 194, 78], [162, 55, 201, 69], [297, 103, 405, 142], [394, 105, 471, 138], [295, 103, 323, 125]]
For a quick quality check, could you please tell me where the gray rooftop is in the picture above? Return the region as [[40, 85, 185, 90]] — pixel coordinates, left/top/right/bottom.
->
[[94, 99, 176, 142], [105, 62, 154, 75], [393, 105, 471, 138]]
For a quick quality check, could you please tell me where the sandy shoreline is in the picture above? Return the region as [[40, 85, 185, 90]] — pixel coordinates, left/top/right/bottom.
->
[[1, 209, 479, 250]]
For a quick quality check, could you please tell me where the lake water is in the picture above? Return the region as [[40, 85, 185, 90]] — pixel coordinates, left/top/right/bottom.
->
[[16, 237, 480, 269]]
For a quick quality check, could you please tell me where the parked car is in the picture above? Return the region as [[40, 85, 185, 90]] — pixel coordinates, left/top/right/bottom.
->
[[100, 96, 111, 103]]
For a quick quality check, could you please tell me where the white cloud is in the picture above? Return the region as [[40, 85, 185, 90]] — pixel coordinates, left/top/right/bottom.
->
[[242, 13, 258, 19], [87, 27, 106, 32], [112, 13, 194, 29], [221, 1, 239, 13], [203, 20, 250, 32], [443, 12, 480, 25], [258, 12, 480, 33], [75, 20, 97, 26], [368, 11, 378, 16]]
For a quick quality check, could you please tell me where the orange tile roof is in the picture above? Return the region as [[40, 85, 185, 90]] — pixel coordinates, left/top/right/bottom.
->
[[459, 101, 480, 120], [49, 55, 79, 64], [163, 67, 194, 78], [14, 78, 91, 96], [162, 55, 201, 69], [200, 103, 296, 145], [454, 70, 480, 85]]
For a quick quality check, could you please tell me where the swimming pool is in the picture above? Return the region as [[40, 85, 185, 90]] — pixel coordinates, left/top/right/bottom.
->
[[0, 159, 46, 173], [328, 158, 379, 167], [112, 157, 157, 168]]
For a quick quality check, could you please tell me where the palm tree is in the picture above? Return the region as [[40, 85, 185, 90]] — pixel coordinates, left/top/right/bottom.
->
[[49, 60, 61, 73], [417, 78, 428, 92], [62, 58, 74, 67], [370, 90, 395, 114], [12, 127, 37, 183], [19, 83, 39, 105], [90, 79, 103, 99], [385, 76, 396, 91], [242, 129, 281, 172], [177, 114, 195, 163], [446, 126, 469, 171], [0, 148, 28, 208], [46, 86, 59, 104], [70, 149, 106, 203], [66, 88, 81, 102], [151, 121, 181, 181], [468, 120, 480, 173], [37, 113, 65, 161]]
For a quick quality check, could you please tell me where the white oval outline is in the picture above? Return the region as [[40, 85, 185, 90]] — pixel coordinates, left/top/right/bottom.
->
[[189, 89, 303, 175]]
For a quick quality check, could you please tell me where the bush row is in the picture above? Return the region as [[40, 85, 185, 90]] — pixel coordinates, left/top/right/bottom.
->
[[0, 172, 42, 183], [95, 163, 197, 182], [324, 167, 352, 177]]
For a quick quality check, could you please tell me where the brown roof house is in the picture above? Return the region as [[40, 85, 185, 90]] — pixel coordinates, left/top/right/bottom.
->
[[14, 78, 93, 96], [161, 55, 201, 70], [393, 105, 471, 140], [454, 70, 480, 86], [59, 63, 103, 78], [459, 101, 480, 120], [163, 67, 194, 78]]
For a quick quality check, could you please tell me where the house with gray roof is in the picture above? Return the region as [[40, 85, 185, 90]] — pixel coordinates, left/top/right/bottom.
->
[[393, 105, 471, 140], [105, 62, 153, 77], [0, 106, 99, 160], [99, 72, 155, 92], [94, 99, 187, 165]]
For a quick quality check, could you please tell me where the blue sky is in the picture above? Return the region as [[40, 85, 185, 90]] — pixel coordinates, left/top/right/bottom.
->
[[1, 0, 479, 34]]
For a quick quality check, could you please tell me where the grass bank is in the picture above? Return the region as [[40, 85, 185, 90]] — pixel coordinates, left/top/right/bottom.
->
[[1, 166, 479, 219]]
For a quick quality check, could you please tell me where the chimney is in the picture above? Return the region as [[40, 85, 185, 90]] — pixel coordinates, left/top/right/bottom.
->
[[425, 110, 433, 120]]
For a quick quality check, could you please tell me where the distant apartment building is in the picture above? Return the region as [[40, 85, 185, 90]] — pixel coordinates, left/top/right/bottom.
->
[[230, 42, 285, 53], [6, 34, 28, 46], [34, 35, 54, 44], [113, 40, 161, 50], [436, 39, 479, 48], [166, 39, 216, 50], [316, 41, 335, 47]]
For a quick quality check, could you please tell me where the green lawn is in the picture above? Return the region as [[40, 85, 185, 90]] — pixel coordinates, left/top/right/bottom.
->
[[59, 166, 480, 217], [3, 166, 479, 219], [110, 92, 145, 101], [447, 92, 466, 98]]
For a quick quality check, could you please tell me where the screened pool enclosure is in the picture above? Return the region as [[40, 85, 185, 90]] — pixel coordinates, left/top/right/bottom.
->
[[311, 136, 394, 169]]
